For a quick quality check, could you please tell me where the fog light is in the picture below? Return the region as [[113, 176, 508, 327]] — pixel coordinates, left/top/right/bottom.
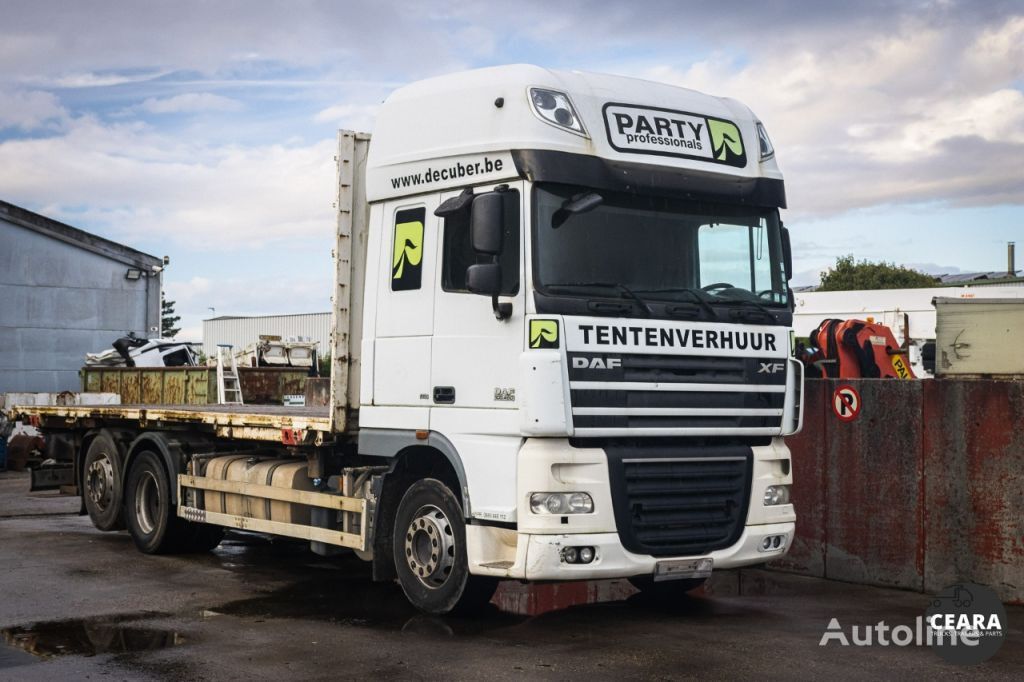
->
[[579, 547, 595, 564], [530, 492, 594, 515], [562, 547, 579, 563], [759, 535, 787, 552], [763, 485, 790, 506]]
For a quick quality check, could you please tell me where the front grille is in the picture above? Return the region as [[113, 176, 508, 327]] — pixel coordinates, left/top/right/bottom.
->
[[568, 352, 787, 435], [606, 444, 752, 556]]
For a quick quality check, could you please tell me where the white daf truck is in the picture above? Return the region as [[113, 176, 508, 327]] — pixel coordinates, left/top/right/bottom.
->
[[10, 65, 801, 614]]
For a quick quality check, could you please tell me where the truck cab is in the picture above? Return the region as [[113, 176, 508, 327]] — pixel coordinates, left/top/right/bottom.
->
[[359, 65, 800, 602]]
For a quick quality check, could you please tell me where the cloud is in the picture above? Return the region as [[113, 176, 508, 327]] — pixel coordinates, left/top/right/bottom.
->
[[0, 89, 66, 130], [138, 93, 244, 114], [0, 0, 1021, 308], [313, 103, 379, 130], [36, 70, 173, 88], [0, 114, 336, 249], [628, 12, 1024, 216]]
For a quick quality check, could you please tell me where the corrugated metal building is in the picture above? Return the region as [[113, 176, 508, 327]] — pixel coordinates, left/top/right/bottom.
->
[[0, 200, 162, 393], [202, 313, 331, 358]]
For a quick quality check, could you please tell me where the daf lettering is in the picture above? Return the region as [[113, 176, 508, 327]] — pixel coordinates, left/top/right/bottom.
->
[[572, 356, 622, 370]]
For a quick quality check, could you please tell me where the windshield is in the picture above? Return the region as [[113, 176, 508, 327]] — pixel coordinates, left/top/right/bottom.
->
[[532, 183, 788, 310]]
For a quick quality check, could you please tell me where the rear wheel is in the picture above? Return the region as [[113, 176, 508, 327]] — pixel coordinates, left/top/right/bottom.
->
[[393, 478, 497, 615], [83, 433, 125, 531], [124, 450, 222, 554]]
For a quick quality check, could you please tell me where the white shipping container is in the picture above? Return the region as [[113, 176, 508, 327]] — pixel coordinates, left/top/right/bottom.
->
[[934, 298, 1024, 375]]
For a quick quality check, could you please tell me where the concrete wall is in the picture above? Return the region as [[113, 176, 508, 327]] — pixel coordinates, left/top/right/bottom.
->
[[202, 313, 331, 358], [0, 215, 161, 393], [774, 378, 1023, 604]]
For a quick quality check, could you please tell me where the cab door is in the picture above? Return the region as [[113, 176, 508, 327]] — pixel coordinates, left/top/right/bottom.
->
[[430, 183, 525, 422], [373, 197, 439, 407]]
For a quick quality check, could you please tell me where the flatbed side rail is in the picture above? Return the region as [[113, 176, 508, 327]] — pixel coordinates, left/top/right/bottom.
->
[[8, 404, 334, 444], [177, 474, 367, 551]]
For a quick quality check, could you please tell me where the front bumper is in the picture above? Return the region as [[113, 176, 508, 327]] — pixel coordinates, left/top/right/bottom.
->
[[467, 436, 796, 580], [521, 522, 794, 580]]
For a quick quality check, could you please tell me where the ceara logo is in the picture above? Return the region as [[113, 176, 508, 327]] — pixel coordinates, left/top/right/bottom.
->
[[530, 319, 559, 349], [391, 207, 425, 291]]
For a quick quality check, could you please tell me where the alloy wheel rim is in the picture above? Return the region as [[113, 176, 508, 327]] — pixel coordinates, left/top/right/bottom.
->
[[403, 504, 456, 589]]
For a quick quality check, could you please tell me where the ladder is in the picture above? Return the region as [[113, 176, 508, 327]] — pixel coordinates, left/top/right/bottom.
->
[[215, 345, 244, 405]]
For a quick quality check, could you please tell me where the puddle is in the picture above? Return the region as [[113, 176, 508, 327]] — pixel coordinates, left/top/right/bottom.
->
[[1, 615, 184, 660], [215, 574, 526, 637], [0, 643, 36, 669]]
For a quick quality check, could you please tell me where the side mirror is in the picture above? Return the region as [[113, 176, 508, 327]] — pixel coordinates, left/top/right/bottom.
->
[[470, 192, 506, 255], [468, 263, 511, 320], [781, 226, 793, 282], [467, 263, 502, 296]]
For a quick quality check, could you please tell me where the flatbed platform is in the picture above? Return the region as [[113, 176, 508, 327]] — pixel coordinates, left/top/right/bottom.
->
[[7, 402, 337, 444]]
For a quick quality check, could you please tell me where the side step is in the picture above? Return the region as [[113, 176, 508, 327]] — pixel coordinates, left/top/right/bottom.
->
[[176, 474, 367, 551]]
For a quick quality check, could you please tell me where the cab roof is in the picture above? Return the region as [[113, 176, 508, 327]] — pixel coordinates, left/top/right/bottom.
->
[[366, 64, 782, 202]]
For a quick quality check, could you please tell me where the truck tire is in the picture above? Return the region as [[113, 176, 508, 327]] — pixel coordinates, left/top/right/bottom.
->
[[628, 576, 707, 600], [393, 478, 497, 615], [82, 433, 125, 531], [124, 449, 221, 554]]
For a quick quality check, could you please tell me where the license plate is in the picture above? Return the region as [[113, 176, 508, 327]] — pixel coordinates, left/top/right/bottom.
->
[[654, 557, 713, 582]]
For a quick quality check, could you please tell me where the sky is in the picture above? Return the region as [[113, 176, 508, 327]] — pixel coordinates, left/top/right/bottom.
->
[[1, 0, 1022, 340]]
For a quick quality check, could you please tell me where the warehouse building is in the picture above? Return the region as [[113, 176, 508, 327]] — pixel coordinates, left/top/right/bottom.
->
[[202, 312, 331, 358], [0, 200, 163, 392]]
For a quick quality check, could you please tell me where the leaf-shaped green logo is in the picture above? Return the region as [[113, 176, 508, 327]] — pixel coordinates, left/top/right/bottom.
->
[[391, 217, 424, 291], [529, 320, 559, 349], [708, 119, 746, 166]]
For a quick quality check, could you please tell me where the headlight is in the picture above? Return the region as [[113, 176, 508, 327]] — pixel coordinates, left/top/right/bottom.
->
[[530, 492, 594, 514], [763, 485, 790, 506], [756, 121, 775, 160], [528, 88, 588, 138]]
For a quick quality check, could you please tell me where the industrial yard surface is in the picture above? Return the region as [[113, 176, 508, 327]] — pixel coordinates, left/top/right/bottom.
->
[[1, 471, 1020, 680]]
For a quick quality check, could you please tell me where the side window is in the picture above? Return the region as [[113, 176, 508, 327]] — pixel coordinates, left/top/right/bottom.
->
[[442, 189, 520, 294], [391, 207, 425, 291]]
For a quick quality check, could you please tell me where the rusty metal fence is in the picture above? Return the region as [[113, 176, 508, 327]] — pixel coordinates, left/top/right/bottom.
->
[[774, 378, 1024, 604]]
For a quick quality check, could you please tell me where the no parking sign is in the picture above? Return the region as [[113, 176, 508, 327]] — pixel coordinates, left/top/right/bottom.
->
[[832, 385, 861, 422]]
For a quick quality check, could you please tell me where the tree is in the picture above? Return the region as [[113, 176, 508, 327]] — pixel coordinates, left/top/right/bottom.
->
[[161, 296, 181, 338], [817, 255, 938, 292]]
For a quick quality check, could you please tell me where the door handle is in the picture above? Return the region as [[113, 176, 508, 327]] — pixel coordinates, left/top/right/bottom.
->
[[433, 386, 455, 404]]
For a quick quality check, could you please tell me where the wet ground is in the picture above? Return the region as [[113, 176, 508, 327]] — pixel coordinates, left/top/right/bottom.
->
[[0, 471, 1021, 680]]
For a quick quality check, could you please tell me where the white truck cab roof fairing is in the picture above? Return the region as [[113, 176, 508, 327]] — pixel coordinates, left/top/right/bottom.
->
[[365, 64, 784, 206]]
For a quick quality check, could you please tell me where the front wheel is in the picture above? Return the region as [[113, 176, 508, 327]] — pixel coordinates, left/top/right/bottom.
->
[[393, 478, 497, 615]]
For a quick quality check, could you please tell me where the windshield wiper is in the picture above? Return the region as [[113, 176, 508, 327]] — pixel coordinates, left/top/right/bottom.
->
[[635, 287, 718, 320], [546, 281, 653, 316], [715, 297, 778, 321]]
